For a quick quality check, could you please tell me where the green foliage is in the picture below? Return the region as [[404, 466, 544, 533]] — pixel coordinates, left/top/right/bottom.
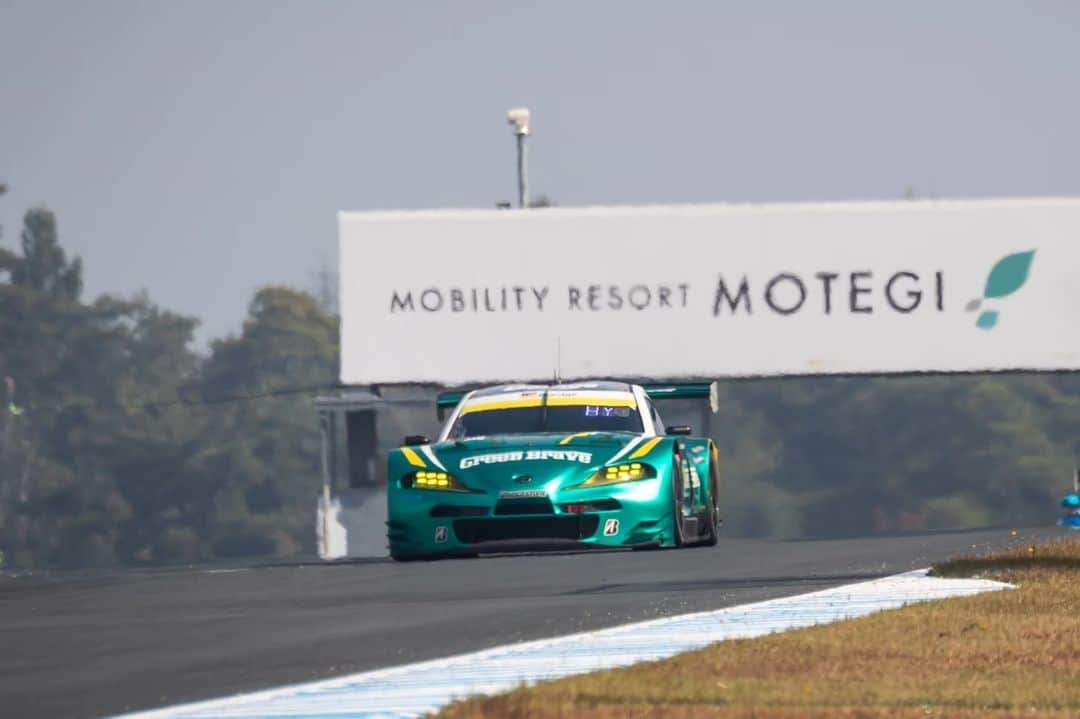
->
[[12, 208, 82, 301], [716, 374, 1074, 538], [0, 206, 1075, 568], [0, 208, 337, 568]]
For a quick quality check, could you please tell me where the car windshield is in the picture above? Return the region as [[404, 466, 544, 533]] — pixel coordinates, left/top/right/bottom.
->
[[447, 404, 643, 439]]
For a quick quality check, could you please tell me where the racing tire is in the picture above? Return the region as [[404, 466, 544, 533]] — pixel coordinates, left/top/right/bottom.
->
[[698, 459, 721, 547], [671, 451, 688, 548]]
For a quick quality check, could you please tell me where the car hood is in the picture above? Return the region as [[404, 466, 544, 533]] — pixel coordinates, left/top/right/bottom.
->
[[427, 432, 654, 486]]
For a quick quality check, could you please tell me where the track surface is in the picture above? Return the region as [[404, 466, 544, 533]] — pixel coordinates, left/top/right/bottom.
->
[[0, 526, 1059, 719]]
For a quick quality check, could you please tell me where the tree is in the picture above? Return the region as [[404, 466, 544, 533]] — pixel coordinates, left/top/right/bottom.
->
[[12, 208, 82, 301], [0, 209, 108, 565], [193, 287, 338, 558]]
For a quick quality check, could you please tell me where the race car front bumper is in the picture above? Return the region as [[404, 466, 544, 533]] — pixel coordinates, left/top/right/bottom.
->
[[387, 477, 676, 557]]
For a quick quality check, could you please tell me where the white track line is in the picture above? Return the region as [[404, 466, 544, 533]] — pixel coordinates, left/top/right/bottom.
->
[[113, 569, 1010, 719]]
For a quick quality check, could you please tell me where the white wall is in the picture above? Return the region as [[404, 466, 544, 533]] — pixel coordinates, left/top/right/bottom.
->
[[340, 198, 1080, 385], [317, 487, 387, 559]]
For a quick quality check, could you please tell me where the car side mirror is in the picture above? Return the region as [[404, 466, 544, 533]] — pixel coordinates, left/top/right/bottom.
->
[[403, 435, 431, 446], [665, 425, 692, 436]]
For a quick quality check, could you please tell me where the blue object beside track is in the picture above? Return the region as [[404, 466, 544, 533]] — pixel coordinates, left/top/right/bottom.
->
[[1060, 494, 1080, 529]]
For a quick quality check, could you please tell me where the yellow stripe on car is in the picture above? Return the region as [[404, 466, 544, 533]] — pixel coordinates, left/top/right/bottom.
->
[[401, 447, 427, 467], [461, 395, 636, 414], [459, 397, 544, 414], [559, 431, 595, 445], [629, 436, 664, 459]]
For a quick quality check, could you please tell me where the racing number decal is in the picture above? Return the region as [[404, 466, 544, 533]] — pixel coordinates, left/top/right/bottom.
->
[[434, 526, 448, 543], [603, 518, 620, 536]]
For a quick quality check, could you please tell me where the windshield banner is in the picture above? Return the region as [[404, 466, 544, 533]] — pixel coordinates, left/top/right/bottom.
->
[[339, 198, 1080, 384]]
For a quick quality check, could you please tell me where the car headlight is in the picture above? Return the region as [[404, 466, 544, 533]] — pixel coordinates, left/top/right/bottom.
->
[[403, 471, 470, 492], [571, 462, 656, 489]]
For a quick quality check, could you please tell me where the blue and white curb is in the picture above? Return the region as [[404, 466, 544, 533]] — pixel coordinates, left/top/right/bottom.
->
[[115, 569, 1010, 719]]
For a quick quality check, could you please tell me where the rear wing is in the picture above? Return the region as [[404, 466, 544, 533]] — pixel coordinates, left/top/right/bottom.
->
[[436, 391, 468, 420], [435, 381, 719, 420], [644, 382, 720, 413]]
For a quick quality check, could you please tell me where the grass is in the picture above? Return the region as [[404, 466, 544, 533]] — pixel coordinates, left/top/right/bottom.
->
[[438, 536, 1080, 718]]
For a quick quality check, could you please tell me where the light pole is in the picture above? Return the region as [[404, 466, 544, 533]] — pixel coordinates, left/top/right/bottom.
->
[[507, 108, 530, 208]]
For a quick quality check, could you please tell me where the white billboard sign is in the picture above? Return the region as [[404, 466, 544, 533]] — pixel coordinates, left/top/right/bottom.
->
[[339, 198, 1080, 385]]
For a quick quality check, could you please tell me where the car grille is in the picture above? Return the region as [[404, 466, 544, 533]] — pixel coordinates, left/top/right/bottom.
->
[[453, 516, 600, 544], [430, 505, 489, 518]]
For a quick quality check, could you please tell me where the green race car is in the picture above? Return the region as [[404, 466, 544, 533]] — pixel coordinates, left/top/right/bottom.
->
[[387, 381, 721, 560]]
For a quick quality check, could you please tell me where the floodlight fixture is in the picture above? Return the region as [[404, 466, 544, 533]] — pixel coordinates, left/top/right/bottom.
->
[[507, 107, 531, 136], [506, 107, 531, 207]]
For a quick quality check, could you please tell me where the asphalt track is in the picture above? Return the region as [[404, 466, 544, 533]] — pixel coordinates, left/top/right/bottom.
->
[[0, 526, 1061, 719]]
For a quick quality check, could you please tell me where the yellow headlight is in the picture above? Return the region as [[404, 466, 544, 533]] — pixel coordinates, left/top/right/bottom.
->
[[575, 462, 655, 488], [407, 471, 468, 491]]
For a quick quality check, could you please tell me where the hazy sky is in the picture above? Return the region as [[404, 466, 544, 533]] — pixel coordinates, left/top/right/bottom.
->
[[2, 1, 1078, 345]]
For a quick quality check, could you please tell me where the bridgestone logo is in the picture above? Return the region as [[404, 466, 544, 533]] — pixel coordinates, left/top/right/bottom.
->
[[459, 450, 593, 469]]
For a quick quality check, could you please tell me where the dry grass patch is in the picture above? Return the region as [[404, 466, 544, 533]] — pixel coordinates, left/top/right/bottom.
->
[[439, 537, 1080, 718], [930, 536, 1080, 577]]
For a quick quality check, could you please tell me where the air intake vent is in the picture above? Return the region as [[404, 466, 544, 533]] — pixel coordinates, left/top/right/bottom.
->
[[453, 516, 600, 544], [494, 498, 555, 515], [430, 505, 489, 518]]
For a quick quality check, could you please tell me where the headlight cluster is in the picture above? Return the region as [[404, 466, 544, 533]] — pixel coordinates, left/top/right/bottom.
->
[[574, 462, 656, 488], [404, 471, 469, 492]]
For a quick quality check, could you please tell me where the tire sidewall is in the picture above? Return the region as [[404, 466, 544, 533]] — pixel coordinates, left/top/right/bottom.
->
[[702, 458, 720, 546], [671, 451, 687, 547]]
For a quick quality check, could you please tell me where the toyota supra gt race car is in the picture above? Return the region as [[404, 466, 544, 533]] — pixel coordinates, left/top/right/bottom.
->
[[386, 381, 721, 560]]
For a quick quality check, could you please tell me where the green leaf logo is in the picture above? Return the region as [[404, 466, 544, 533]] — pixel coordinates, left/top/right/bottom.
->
[[972, 250, 1036, 330], [983, 250, 1035, 299], [976, 310, 998, 329]]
